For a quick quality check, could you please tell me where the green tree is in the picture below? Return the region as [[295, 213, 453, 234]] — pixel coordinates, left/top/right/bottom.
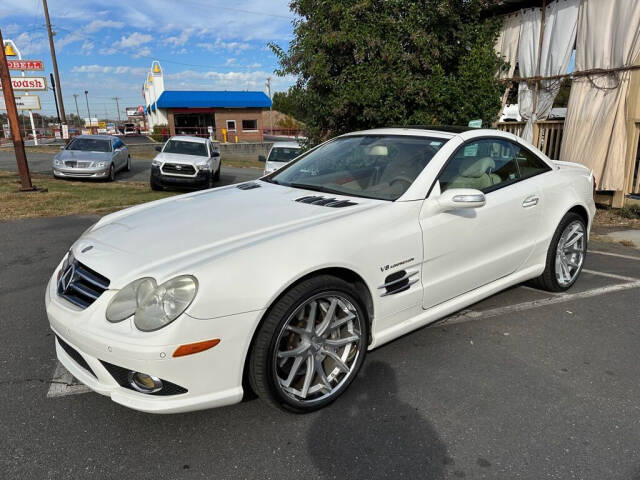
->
[[271, 0, 504, 142]]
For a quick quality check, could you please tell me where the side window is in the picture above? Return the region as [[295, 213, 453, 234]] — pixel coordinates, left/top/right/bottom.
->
[[515, 145, 551, 179], [438, 139, 551, 194]]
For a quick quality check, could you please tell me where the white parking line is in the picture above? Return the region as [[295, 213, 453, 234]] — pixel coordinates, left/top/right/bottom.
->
[[588, 250, 640, 261], [441, 280, 640, 326], [46, 362, 91, 398], [582, 268, 640, 282]]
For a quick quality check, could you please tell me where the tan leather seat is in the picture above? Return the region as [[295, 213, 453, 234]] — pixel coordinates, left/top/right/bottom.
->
[[446, 157, 501, 191]]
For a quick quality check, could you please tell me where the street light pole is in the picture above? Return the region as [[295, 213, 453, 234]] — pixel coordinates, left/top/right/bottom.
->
[[42, 0, 66, 125], [112, 96, 121, 123], [72, 93, 80, 127], [0, 29, 34, 190], [84, 90, 91, 131]]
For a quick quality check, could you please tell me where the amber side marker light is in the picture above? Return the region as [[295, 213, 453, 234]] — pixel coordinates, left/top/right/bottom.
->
[[173, 339, 221, 357]]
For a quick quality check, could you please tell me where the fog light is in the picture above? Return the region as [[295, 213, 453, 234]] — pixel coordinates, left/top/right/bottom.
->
[[128, 371, 163, 393]]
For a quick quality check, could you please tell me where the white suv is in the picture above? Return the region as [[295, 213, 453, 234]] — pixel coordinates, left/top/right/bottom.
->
[[150, 136, 221, 190]]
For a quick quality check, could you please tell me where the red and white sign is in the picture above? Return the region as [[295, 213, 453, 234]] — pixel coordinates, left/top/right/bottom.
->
[[7, 59, 44, 71], [0, 77, 47, 91]]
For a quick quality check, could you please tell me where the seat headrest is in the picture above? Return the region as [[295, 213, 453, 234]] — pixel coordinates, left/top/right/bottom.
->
[[458, 157, 496, 178]]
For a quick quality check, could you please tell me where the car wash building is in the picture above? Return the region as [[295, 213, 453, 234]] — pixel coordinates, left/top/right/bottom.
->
[[143, 61, 272, 142]]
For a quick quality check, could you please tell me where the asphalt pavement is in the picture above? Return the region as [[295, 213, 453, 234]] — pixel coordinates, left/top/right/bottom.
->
[[0, 147, 262, 187], [1, 214, 640, 479]]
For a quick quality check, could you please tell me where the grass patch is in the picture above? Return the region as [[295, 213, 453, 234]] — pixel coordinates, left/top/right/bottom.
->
[[0, 170, 176, 221]]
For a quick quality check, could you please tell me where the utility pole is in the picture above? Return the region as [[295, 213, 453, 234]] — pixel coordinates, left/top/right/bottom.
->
[[112, 96, 121, 123], [0, 28, 34, 190], [49, 73, 60, 124], [84, 90, 91, 131], [42, 0, 66, 125], [72, 93, 80, 127], [266, 76, 273, 134]]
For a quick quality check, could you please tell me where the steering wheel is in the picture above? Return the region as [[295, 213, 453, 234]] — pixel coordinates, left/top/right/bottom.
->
[[389, 176, 414, 191]]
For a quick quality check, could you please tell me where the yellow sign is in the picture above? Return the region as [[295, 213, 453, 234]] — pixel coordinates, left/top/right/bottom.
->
[[4, 43, 16, 57], [98, 121, 107, 129]]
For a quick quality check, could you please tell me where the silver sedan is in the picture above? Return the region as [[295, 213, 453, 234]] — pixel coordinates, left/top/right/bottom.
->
[[52, 135, 130, 181]]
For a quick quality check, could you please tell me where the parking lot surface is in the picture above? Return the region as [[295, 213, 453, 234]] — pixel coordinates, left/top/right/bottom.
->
[[0, 149, 261, 186], [1, 215, 639, 479]]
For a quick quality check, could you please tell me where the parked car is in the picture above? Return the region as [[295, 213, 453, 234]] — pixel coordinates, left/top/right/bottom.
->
[[52, 135, 130, 181], [46, 127, 595, 414], [150, 135, 221, 190], [123, 123, 136, 136], [260, 141, 302, 175]]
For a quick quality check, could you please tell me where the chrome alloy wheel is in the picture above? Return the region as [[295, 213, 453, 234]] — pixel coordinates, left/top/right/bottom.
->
[[555, 220, 586, 287], [273, 293, 364, 404]]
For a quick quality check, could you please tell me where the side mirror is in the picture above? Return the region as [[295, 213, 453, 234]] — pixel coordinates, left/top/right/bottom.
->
[[436, 188, 486, 213], [155, 146, 162, 152], [258, 155, 266, 162], [212, 151, 220, 157]]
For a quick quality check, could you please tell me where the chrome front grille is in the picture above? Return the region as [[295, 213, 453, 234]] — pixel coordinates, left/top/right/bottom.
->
[[65, 161, 92, 168], [57, 256, 110, 309]]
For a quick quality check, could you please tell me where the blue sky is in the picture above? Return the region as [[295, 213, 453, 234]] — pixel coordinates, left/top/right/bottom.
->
[[1, 0, 296, 118]]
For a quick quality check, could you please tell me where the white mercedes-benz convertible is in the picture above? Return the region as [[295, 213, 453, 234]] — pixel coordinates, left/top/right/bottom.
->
[[45, 127, 595, 413]]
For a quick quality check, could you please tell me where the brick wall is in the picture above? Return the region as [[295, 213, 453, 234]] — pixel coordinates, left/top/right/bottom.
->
[[214, 108, 265, 142]]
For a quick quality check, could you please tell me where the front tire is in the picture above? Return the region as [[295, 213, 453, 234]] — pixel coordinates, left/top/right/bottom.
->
[[150, 176, 162, 191], [249, 275, 369, 413], [125, 155, 131, 171], [107, 164, 115, 182], [530, 212, 587, 292]]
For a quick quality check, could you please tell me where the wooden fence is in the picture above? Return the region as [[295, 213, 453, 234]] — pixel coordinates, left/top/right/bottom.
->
[[496, 120, 565, 160]]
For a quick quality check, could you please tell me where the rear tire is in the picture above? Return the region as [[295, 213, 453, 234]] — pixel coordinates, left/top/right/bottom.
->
[[125, 155, 131, 171], [249, 275, 369, 413], [529, 212, 587, 292]]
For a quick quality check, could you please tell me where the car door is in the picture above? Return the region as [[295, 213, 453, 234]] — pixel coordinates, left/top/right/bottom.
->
[[111, 139, 121, 168], [420, 137, 550, 309]]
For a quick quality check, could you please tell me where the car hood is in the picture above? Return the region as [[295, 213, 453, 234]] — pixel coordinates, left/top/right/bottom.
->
[[56, 150, 112, 161], [154, 152, 204, 165], [73, 181, 380, 287]]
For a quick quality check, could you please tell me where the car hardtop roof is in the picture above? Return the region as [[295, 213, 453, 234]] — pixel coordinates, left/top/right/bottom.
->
[[271, 141, 302, 148], [167, 135, 208, 143]]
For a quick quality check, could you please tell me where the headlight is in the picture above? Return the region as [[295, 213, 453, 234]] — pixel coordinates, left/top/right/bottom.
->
[[196, 162, 211, 171], [54, 158, 63, 166], [151, 159, 162, 167], [93, 161, 107, 168], [106, 275, 198, 331]]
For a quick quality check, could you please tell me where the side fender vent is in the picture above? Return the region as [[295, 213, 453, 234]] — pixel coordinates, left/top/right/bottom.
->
[[295, 195, 357, 208], [379, 270, 419, 296], [236, 182, 261, 190]]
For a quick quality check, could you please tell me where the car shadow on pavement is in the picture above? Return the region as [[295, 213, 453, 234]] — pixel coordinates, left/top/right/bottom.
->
[[306, 360, 449, 479]]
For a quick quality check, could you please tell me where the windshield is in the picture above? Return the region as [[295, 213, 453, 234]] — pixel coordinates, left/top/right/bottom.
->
[[268, 146, 300, 163], [163, 140, 208, 156], [66, 138, 111, 152], [269, 135, 446, 200]]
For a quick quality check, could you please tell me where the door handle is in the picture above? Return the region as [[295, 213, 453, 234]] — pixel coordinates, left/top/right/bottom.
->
[[522, 195, 539, 208]]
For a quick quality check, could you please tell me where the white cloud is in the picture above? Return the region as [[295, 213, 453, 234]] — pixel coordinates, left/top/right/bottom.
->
[[163, 28, 193, 47], [84, 19, 125, 33], [80, 40, 95, 55], [132, 46, 152, 58], [225, 58, 236, 66], [71, 64, 148, 75], [164, 69, 295, 92], [114, 32, 152, 49], [197, 39, 252, 52]]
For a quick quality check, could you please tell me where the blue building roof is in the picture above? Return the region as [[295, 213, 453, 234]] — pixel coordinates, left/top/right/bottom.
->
[[152, 90, 272, 110]]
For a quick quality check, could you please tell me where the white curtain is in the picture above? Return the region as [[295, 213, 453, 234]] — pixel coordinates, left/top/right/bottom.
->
[[518, 0, 579, 142], [495, 12, 522, 80], [560, 0, 640, 191]]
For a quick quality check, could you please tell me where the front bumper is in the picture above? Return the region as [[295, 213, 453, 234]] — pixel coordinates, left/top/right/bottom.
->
[[151, 165, 210, 188], [53, 166, 110, 179], [45, 269, 263, 414]]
